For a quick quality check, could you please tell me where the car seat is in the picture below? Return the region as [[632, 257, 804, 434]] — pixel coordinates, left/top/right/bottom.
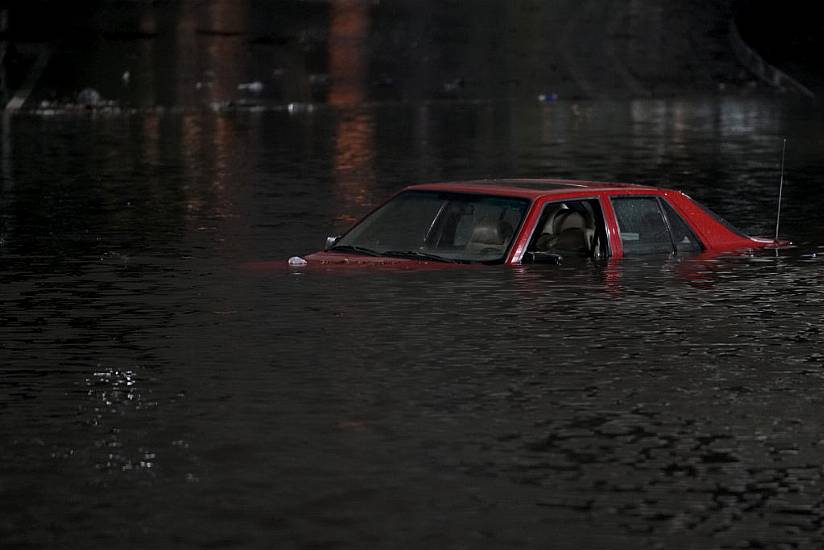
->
[[465, 218, 514, 256], [535, 208, 594, 257]]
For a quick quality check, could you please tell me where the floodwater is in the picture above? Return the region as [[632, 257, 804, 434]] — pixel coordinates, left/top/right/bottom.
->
[[4, 2, 824, 549], [3, 97, 824, 549]]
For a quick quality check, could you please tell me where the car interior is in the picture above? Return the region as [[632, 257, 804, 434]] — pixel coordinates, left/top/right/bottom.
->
[[528, 200, 606, 260], [464, 218, 515, 256]]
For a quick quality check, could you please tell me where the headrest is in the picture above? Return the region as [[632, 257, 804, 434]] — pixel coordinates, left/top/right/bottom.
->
[[540, 206, 567, 235], [554, 210, 588, 234], [469, 219, 512, 245]]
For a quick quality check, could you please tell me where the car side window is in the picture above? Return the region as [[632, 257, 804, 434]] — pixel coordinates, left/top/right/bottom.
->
[[611, 197, 673, 255], [526, 199, 608, 259], [661, 200, 703, 253]]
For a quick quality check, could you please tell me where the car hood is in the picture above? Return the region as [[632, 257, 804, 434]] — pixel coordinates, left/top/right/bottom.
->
[[241, 251, 474, 272], [293, 251, 473, 269], [305, 251, 414, 265]]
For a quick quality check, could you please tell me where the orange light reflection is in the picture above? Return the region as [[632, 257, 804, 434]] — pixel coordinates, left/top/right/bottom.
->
[[328, 0, 375, 224]]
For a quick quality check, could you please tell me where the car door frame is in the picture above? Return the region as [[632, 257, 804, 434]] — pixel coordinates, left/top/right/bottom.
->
[[602, 190, 707, 258], [508, 193, 616, 264]]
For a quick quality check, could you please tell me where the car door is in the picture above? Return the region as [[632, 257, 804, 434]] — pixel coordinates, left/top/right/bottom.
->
[[518, 197, 610, 263], [608, 195, 704, 256]]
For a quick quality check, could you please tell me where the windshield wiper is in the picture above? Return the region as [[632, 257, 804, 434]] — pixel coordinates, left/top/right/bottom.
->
[[382, 250, 461, 263], [329, 244, 382, 256]]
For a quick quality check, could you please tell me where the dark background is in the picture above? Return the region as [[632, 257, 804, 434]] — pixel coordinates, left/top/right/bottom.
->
[[3, 0, 822, 108], [3, 2, 824, 549]]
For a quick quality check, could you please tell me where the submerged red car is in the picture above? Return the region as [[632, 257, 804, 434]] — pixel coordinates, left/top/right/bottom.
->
[[290, 179, 781, 267]]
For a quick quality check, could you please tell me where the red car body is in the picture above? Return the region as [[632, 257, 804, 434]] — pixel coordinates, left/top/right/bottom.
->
[[298, 179, 780, 267]]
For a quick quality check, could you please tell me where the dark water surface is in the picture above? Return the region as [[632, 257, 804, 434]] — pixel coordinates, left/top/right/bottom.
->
[[3, 97, 824, 549]]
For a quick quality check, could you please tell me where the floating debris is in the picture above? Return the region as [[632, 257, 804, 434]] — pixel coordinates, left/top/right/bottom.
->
[[287, 102, 315, 114], [77, 88, 102, 106], [442, 78, 465, 94], [237, 81, 264, 93]]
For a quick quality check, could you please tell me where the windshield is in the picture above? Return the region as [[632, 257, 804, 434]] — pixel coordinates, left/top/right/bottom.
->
[[334, 191, 530, 263]]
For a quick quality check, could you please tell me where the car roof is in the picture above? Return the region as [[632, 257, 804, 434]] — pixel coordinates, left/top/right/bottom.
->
[[403, 178, 661, 199]]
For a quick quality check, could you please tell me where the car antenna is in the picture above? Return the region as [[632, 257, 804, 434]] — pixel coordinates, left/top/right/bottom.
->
[[774, 138, 787, 244]]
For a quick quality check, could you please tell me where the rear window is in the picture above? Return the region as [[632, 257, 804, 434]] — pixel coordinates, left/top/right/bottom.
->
[[693, 201, 749, 238]]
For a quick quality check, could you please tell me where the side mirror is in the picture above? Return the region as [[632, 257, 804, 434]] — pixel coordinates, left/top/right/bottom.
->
[[324, 235, 341, 250], [523, 251, 563, 265]]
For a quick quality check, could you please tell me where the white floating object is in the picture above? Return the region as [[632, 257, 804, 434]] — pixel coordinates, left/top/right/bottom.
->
[[288, 256, 308, 267], [237, 81, 264, 93]]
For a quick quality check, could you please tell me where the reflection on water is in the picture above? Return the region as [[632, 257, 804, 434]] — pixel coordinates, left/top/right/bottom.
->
[[2, 96, 824, 548], [333, 111, 375, 223], [328, 0, 369, 108], [329, 0, 375, 223]]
